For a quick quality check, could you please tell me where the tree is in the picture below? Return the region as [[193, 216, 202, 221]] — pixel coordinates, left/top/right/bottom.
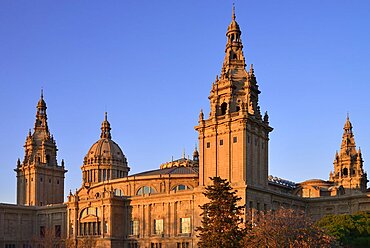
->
[[243, 208, 337, 248], [31, 227, 62, 248], [317, 212, 370, 247], [196, 177, 245, 248]]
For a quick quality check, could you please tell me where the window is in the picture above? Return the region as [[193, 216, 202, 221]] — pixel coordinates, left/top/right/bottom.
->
[[154, 219, 164, 235], [79, 221, 101, 236], [177, 242, 189, 248], [180, 217, 191, 234], [343, 168, 348, 176], [206, 142, 210, 148], [221, 102, 227, 115], [130, 220, 139, 236], [5, 245, 15, 248], [220, 139, 223, 146], [136, 186, 156, 196], [233, 137, 237, 143], [55, 225, 61, 238], [40, 226, 45, 237], [114, 188, 123, 196], [171, 184, 191, 192]]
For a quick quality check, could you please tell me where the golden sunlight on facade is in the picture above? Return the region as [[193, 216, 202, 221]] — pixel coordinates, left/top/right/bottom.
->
[[0, 8, 369, 248]]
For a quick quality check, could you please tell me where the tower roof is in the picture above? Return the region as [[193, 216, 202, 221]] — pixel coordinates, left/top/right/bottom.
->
[[227, 4, 241, 35]]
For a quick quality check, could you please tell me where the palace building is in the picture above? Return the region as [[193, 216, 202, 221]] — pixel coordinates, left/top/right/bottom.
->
[[0, 8, 369, 248]]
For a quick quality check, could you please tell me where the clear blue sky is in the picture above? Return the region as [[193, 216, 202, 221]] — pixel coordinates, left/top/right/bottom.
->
[[0, 1, 369, 203]]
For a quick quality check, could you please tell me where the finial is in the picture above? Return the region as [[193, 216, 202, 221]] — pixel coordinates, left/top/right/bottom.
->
[[263, 111, 269, 123], [28, 129, 32, 137], [183, 148, 185, 159], [199, 109, 204, 121], [41, 88, 43, 99], [250, 64, 254, 75], [61, 159, 65, 167], [232, 3, 236, 21], [104, 112, 108, 121]]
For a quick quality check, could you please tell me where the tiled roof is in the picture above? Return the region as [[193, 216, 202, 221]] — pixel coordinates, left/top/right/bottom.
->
[[130, 166, 199, 177]]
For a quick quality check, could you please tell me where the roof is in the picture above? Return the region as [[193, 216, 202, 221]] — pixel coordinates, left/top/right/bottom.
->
[[130, 166, 199, 177]]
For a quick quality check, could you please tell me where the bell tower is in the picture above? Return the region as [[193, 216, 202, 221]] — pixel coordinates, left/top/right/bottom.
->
[[329, 116, 368, 192], [195, 7, 273, 187], [15, 91, 67, 206]]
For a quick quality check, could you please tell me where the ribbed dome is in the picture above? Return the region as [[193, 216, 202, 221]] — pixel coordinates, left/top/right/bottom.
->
[[81, 113, 129, 185], [83, 112, 128, 166], [85, 138, 127, 163]]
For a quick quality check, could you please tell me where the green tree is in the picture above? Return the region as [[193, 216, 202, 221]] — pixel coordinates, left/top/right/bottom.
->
[[317, 212, 370, 247], [196, 177, 245, 248]]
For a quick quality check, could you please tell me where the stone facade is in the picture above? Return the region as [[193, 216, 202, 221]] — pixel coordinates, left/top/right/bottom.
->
[[0, 7, 369, 248]]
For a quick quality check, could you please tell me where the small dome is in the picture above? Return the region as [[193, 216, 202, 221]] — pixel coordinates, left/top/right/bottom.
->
[[37, 98, 46, 108], [227, 20, 240, 33]]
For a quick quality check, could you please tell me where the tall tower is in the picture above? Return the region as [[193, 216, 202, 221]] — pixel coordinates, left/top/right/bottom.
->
[[15, 91, 67, 206], [81, 113, 129, 187], [195, 7, 273, 187], [329, 116, 368, 191]]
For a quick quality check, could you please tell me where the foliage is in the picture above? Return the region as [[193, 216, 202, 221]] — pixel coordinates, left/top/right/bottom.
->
[[196, 177, 246, 248], [31, 227, 61, 248], [65, 236, 97, 248], [317, 212, 370, 247], [243, 208, 337, 248]]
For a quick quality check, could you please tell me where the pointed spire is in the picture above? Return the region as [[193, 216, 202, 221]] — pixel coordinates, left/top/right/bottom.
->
[[232, 3, 236, 21], [100, 112, 112, 139]]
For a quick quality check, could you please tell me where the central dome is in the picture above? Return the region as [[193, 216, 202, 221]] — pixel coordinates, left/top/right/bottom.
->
[[81, 113, 130, 185]]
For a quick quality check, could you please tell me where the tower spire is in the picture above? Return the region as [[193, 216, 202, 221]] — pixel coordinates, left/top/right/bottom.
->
[[232, 3, 236, 21]]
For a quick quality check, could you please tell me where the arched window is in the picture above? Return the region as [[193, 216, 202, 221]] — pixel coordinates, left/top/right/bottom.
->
[[114, 188, 123, 197], [136, 186, 156, 196], [171, 184, 192, 192], [221, 102, 227, 115], [343, 168, 348, 177]]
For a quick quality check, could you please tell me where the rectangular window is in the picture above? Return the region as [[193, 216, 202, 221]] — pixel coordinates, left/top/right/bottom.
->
[[247, 136, 250, 143], [130, 220, 139, 236], [206, 142, 210, 148], [219, 139, 223, 146], [180, 217, 191, 234], [233, 137, 237, 143], [40, 226, 45, 238], [55, 225, 61, 238], [249, 201, 253, 209], [154, 219, 164, 235]]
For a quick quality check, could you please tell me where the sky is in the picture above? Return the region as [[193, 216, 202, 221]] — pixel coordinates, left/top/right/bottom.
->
[[0, 0, 370, 203]]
